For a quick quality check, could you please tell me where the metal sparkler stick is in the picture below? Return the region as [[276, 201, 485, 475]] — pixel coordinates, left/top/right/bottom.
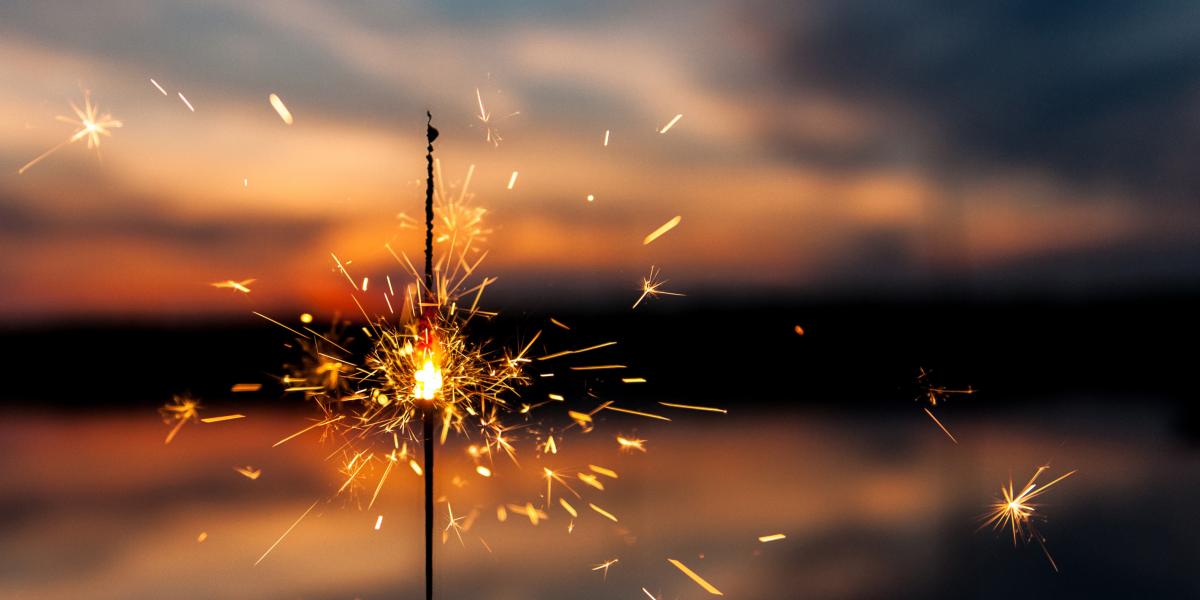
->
[[422, 111, 439, 600]]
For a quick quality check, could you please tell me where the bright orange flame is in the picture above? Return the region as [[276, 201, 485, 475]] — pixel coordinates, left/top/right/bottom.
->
[[413, 352, 443, 401]]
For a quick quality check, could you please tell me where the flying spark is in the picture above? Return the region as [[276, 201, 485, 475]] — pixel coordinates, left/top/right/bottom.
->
[[632, 266, 685, 309], [159, 394, 200, 444], [19, 90, 123, 175], [211, 279, 256, 293], [667, 558, 723, 595], [178, 92, 195, 112], [234, 466, 262, 480], [592, 558, 619, 579], [658, 114, 683, 134], [758, 533, 786, 542], [269, 93, 294, 124], [642, 216, 682, 245], [980, 465, 1076, 571]]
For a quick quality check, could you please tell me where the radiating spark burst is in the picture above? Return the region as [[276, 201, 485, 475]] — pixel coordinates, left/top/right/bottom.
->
[[268, 93, 294, 124], [980, 465, 1076, 571], [914, 367, 974, 443], [642, 216, 682, 245], [474, 87, 519, 146], [443, 503, 466, 545], [211, 278, 256, 293], [632, 265, 685, 309], [592, 558, 619, 579], [159, 394, 201, 444], [19, 90, 123, 175], [667, 558, 723, 595], [617, 435, 647, 452]]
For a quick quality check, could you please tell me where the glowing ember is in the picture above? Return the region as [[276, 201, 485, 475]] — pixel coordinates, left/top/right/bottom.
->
[[19, 89, 123, 175]]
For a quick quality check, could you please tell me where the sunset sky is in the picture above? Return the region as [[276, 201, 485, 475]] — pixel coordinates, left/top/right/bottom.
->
[[2, 1, 1198, 319]]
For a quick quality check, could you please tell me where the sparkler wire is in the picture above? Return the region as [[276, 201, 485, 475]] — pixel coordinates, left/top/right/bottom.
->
[[423, 111, 439, 600]]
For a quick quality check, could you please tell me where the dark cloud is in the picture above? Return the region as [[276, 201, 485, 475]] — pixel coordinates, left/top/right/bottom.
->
[[751, 0, 1200, 197]]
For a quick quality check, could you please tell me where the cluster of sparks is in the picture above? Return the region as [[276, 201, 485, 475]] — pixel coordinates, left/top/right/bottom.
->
[[93, 79, 1083, 596]]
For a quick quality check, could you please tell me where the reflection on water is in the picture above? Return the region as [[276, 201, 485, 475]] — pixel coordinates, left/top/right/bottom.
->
[[0, 402, 1196, 599]]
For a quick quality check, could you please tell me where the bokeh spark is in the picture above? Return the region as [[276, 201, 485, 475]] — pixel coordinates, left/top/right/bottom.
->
[[19, 89, 123, 174]]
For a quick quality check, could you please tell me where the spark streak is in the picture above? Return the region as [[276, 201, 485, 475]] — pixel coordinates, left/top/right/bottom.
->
[[658, 114, 683, 134], [642, 216, 682, 245], [201, 414, 246, 423], [659, 402, 726, 414], [269, 93, 294, 124], [758, 533, 786, 542], [667, 558, 723, 595], [255, 501, 319, 566]]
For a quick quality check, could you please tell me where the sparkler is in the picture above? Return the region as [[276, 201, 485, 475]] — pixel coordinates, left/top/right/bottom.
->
[[19, 89, 123, 175], [980, 465, 1076, 571]]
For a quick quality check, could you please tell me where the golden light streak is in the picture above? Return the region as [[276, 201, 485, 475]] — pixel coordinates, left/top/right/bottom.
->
[[197, 532, 208, 543], [622, 377, 647, 383], [255, 501, 319, 566], [475, 465, 492, 477], [234, 466, 262, 480], [374, 515, 384, 530], [603, 129, 610, 146], [211, 279, 256, 293], [667, 558, 723, 595], [658, 113, 683, 134], [605, 405, 671, 421], [160, 394, 200, 444], [444, 503, 466, 545], [507, 171, 519, 189], [588, 464, 618, 479], [409, 459, 424, 476], [537, 341, 617, 361], [642, 216, 682, 245], [273, 415, 344, 447], [178, 91, 195, 112], [588, 503, 618, 522], [231, 383, 262, 392], [149, 78, 167, 95], [549, 318, 571, 330], [659, 402, 726, 414], [19, 90, 124, 175], [268, 93, 294, 125], [559, 498, 578, 517], [923, 407, 958, 444], [201, 414, 246, 423], [570, 364, 627, 371], [548, 393, 565, 401], [577, 473, 604, 491], [758, 533, 786, 542]]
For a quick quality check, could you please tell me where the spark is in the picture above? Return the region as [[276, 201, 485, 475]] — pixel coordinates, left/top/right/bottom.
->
[[537, 341, 617, 361], [255, 501, 319, 566], [603, 129, 610, 146], [570, 364, 626, 371], [592, 558, 619, 579], [923, 408, 958, 444], [231, 383, 262, 392], [642, 588, 661, 600], [149, 78, 168, 95], [211, 279, 256, 293], [658, 113, 683, 134], [234, 466, 262, 480], [794, 325, 805, 336], [588, 464, 618, 479], [578, 473, 604, 491], [272, 415, 344, 447], [19, 90, 123, 175], [197, 532, 208, 543], [268, 93, 294, 125], [758, 533, 786, 542], [507, 171, 518, 189], [476, 465, 492, 477], [549, 318, 571, 330], [508, 502, 548, 526], [201, 414, 246, 423], [586, 194, 595, 203], [374, 515, 384, 530], [444, 503, 466, 545], [642, 216, 682, 245], [559, 498, 578, 517], [617, 435, 647, 453], [605, 405, 670, 421], [474, 88, 518, 146], [622, 377, 647, 383], [668, 558, 722, 595], [160, 394, 200, 444], [178, 91, 195, 112], [588, 503, 618, 522], [632, 265, 685, 309], [980, 465, 1076, 571], [300, 313, 314, 324], [659, 401, 726, 414]]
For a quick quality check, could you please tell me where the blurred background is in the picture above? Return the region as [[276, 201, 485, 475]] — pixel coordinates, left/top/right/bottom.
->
[[1, 1, 1198, 598]]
